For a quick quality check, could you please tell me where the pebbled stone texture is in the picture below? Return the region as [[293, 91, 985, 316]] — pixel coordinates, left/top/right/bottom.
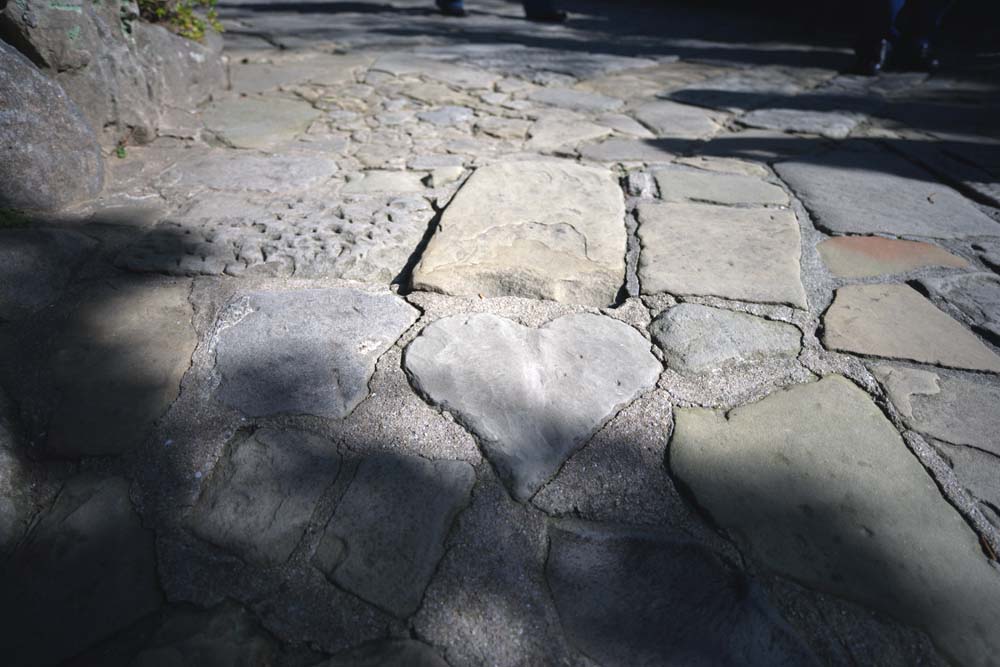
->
[[404, 313, 661, 501], [214, 288, 418, 419]]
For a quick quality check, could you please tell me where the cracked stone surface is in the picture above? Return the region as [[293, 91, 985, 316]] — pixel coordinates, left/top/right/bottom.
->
[[547, 520, 817, 666], [740, 108, 862, 139], [404, 313, 660, 501], [202, 96, 321, 149], [631, 99, 725, 140], [412, 160, 626, 306], [919, 272, 1000, 343], [314, 453, 474, 617], [822, 284, 1000, 372], [214, 288, 418, 419], [775, 150, 1000, 238], [670, 376, 1000, 667], [817, 236, 970, 278], [650, 303, 802, 374], [652, 165, 789, 205], [637, 201, 807, 308], [189, 428, 341, 565]]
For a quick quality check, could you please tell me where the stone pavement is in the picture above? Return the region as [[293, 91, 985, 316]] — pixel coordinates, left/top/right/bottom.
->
[[2, 1, 1000, 665]]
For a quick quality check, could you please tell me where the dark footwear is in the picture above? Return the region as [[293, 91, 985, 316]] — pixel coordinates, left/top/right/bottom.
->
[[850, 38, 891, 76], [525, 8, 566, 22], [436, 0, 467, 17], [907, 41, 941, 72]]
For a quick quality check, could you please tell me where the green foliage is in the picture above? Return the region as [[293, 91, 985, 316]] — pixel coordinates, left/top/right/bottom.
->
[[0, 209, 32, 229], [137, 0, 223, 41]]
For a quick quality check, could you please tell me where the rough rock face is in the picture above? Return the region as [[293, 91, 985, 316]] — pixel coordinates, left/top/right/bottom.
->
[[670, 376, 1000, 667], [404, 313, 661, 501], [0, 2, 225, 144], [0, 40, 103, 211], [412, 160, 627, 306]]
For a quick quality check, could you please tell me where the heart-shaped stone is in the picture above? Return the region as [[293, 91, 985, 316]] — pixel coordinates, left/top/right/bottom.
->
[[404, 313, 661, 501]]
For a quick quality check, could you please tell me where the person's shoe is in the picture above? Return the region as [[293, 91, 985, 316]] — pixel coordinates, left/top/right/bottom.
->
[[907, 41, 941, 72], [436, 0, 467, 17], [525, 8, 566, 22], [850, 38, 891, 76]]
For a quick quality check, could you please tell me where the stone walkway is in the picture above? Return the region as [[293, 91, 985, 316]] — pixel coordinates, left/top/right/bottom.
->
[[2, 1, 1000, 665]]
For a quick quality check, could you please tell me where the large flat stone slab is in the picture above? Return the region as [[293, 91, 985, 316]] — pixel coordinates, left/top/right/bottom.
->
[[818, 236, 969, 278], [652, 166, 788, 205], [670, 376, 1000, 667], [189, 428, 341, 565], [822, 284, 1000, 372], [631, 99, 724, 140], [39, 277, 197, 457], [156, 151, 339, 194], [314, 454, 474, 617], [637, 201, 807, 308], [411, 160, 626, 306], [775, 150, 1000, 238], [740, 108, 862, 140], [578, 137, 676, 163], [215, 288, 418, 419], [546, 520, 815, 666], [202, 96, 320, 149], [0, 475, 161, 666], [0, 228, 97, 321], [919, 272, 1000, 343], [528, 87, 623, 113], [650, 304, 801, 374], [874, 365, 1000, 456], [404, 314, 660, 501]]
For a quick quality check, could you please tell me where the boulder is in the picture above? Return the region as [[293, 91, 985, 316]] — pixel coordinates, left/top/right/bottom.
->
[[0, 40, 103, 211]]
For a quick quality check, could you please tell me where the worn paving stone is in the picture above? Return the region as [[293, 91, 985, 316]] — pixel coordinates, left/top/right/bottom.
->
[[631, 99, 724, 140], [118, 193, 434, 281], [822, 284, 1000, 372], [0, 475, 162, 666], [189, 428, 341, 565], [322, 639, 449, 667], [476, 115, 532, 140], [411, 160, 626, 306], [775, 150, 1000, 238], [528, 87, 624, 113], [313, 453, 474, 617], [919, 272, 1000, 343], [214, 288, 418, 419], [933, 442, 1000, 527], [525, 114, 612, 152], [596, 112, 655, 138], [341, 170, 427, 194], [546, 520, 817, 666], [417, 105, 474, 126], [637, 201, 807, 308], [740, 108, 862, 140], [650, 304, 801, 374], [818, 236, 970, 278], [404, 313, 660, 502], [230, 52, 372, 95], [674, 155, 771, 178], [0, 228, 97, 321], [669, 375, 1000, 667], [370, 54, 499, 89], [874, 365, 1000, 456], [578, 137, 677, 163], [202, 96, 321, 149], [155, 151, 339, 194], [34, 277, 196, 457], [652, 166, 788, 205]]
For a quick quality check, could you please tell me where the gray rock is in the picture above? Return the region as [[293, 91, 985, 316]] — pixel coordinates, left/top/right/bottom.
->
[[526, 115, 612, 152], [0, 41, 103, 211], [740, 108, 862, 140], [417, 105, 474, 126], [154, 151, 339, 195], [578, 137, 676, 163], [919, 272, 1000, 343], [119, 192, 432, 281], [0, 475, 162, 666], [342, 170, 426, 194], [412, 160, 626, 306], [631, 99, 724, 139], [0, 390, 35, 556], [29, 277, 197, 457], [637, 201, 807, 308], [404, 313, 661, 501], [775, 150, 1000, 238], [652, 166, 788, 205], [370, 54, 498, 89], [314, 454, 474, 617], [528, 87, 624, 113], [214, 289, 418, 419], [670, 376, 1000, 667], [934, 442, 1000, 525], [322, 640, 449, 667], [822, 284, 1000, 372], [650, 304, 801, 374], [0, 228, 97, 320], [546, 520, 817, 666], [189, 428, 341, 565], [202, 96, 320, 149], [874, 365, 1000, 456]]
